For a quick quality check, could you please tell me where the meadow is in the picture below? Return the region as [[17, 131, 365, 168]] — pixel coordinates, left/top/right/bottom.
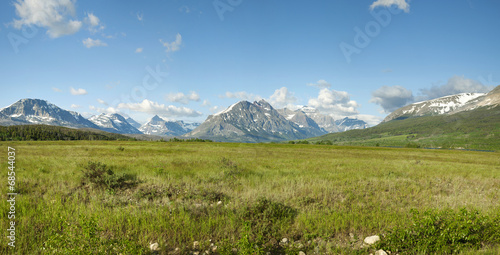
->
[[1, 141, 499, 254]]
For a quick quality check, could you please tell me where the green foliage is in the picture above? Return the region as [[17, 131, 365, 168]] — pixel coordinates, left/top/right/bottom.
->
[[236, 197, 299, 253], [164, 137, 213, 142], [0, 125, 133, 141], [310, 105, 500, 151], [377, 208, 500, 254], [81, 161, 139, 190], [405, 142, 421, 148]]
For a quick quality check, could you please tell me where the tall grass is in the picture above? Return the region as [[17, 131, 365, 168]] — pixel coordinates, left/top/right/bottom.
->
[[0, 141, 499, 254]]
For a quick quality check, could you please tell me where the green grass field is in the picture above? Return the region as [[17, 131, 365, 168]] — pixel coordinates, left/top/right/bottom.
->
[[1, 141, 499, 254]]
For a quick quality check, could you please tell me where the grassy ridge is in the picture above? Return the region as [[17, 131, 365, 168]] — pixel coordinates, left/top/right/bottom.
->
[[309, 106, 500, 151], [1, 141, 499, 254]]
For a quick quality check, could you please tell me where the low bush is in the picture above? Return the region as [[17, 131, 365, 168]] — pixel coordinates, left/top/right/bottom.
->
[[377, 208, 500, 254], [81, 161, 139, 190]]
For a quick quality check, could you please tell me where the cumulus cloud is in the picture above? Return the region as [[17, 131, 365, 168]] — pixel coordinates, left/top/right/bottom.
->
[[268, 87, 297, 108], [70, 87, 87, 95], [308, 88, 360, 117], [370, 0, 410, 12], [370, 85, 414, 113], [89, 105, 119, 114], [11, 0, 82, 38], [220, 91, 262, 101], [97, 98, 108, 105], [419, 76, 494, 100], [160, 33, 182, 53], [70, 104, 81, 109], [307, 80, 331, 88], [52, 87, 62, 92], [135, 48, 143, 53], [354, 114, 384, 127], [165, 91, 200, 104], [117, 99, 202, 117], [85, 12, 104, 33], [82, 38, 107, 48]]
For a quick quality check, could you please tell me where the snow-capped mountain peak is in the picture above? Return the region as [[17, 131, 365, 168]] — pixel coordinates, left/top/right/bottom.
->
[[88, 113, 142, 134]]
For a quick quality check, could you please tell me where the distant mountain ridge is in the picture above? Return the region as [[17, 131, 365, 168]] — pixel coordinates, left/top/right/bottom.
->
[[139, 115, 200, 136], [383, 89, 500, 122], [89, 113, 142, 134], [0, 98, 369, 142], [186, 100, 368, 142], [0, 98, 99, 129]]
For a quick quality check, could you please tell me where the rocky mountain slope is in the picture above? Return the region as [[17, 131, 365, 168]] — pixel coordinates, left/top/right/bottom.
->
[[383, 93, 485, 122], [125, 117, 142, 129], [89, 113, 142, 134], [186, 100, 322, 142], [139, 115, 199, 136], [335, 117, 369, 132], [0, 99, 99, 129]]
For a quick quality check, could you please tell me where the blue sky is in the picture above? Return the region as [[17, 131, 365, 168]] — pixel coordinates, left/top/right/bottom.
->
[[1, 0, 499, 125]]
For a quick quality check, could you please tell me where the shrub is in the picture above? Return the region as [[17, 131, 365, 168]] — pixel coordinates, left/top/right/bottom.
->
[[377, 208, 499, 254], [81, 161, 139, 190], [237, 197, 298, 253]]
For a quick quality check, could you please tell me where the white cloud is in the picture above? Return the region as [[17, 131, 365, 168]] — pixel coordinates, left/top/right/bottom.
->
[[97, 98, 108, 105], [160, 33, 182, 53], [135, 48, 143, 53], [85, 12, 104, 33], [70, 104, 81, 109], [419, 76, 494, 100], [136, 12, 143, 21], [70, 87, 87, 95], [89, 105, 119, 114], [117, 99, 202, 117], [308, 88, 360, 117], [52, 87, 62, 92], [354, 114, 384, 127], [11, 0, 82, 38], [307, 80, 331, 88], [201, 100, 211, 107], [370, 85, 414, 113], [370, 0, 410, 13], [82, 38, 107, 48], [220, 91, 262, 101], [165, 91, 200, 104], [269, 87, 297, 108]]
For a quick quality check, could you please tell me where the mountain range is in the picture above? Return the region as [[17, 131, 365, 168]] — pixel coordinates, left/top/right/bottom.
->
[[185, 99, 368, 142], [1, 84, 498, 146], [0, 98, 367, 142], [310, 84, 500, 150], [139, 115, 200, 136]]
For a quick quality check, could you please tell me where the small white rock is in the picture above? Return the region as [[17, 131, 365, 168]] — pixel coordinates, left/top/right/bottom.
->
[[363, 235, 380, 245], [193, 241, 200, 250], [281, 237, 289, 244], [217, 201, 223, 206], [299, 251, 306, 255], [375, 250, 388, 255], [149, 242, 159, 251]]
